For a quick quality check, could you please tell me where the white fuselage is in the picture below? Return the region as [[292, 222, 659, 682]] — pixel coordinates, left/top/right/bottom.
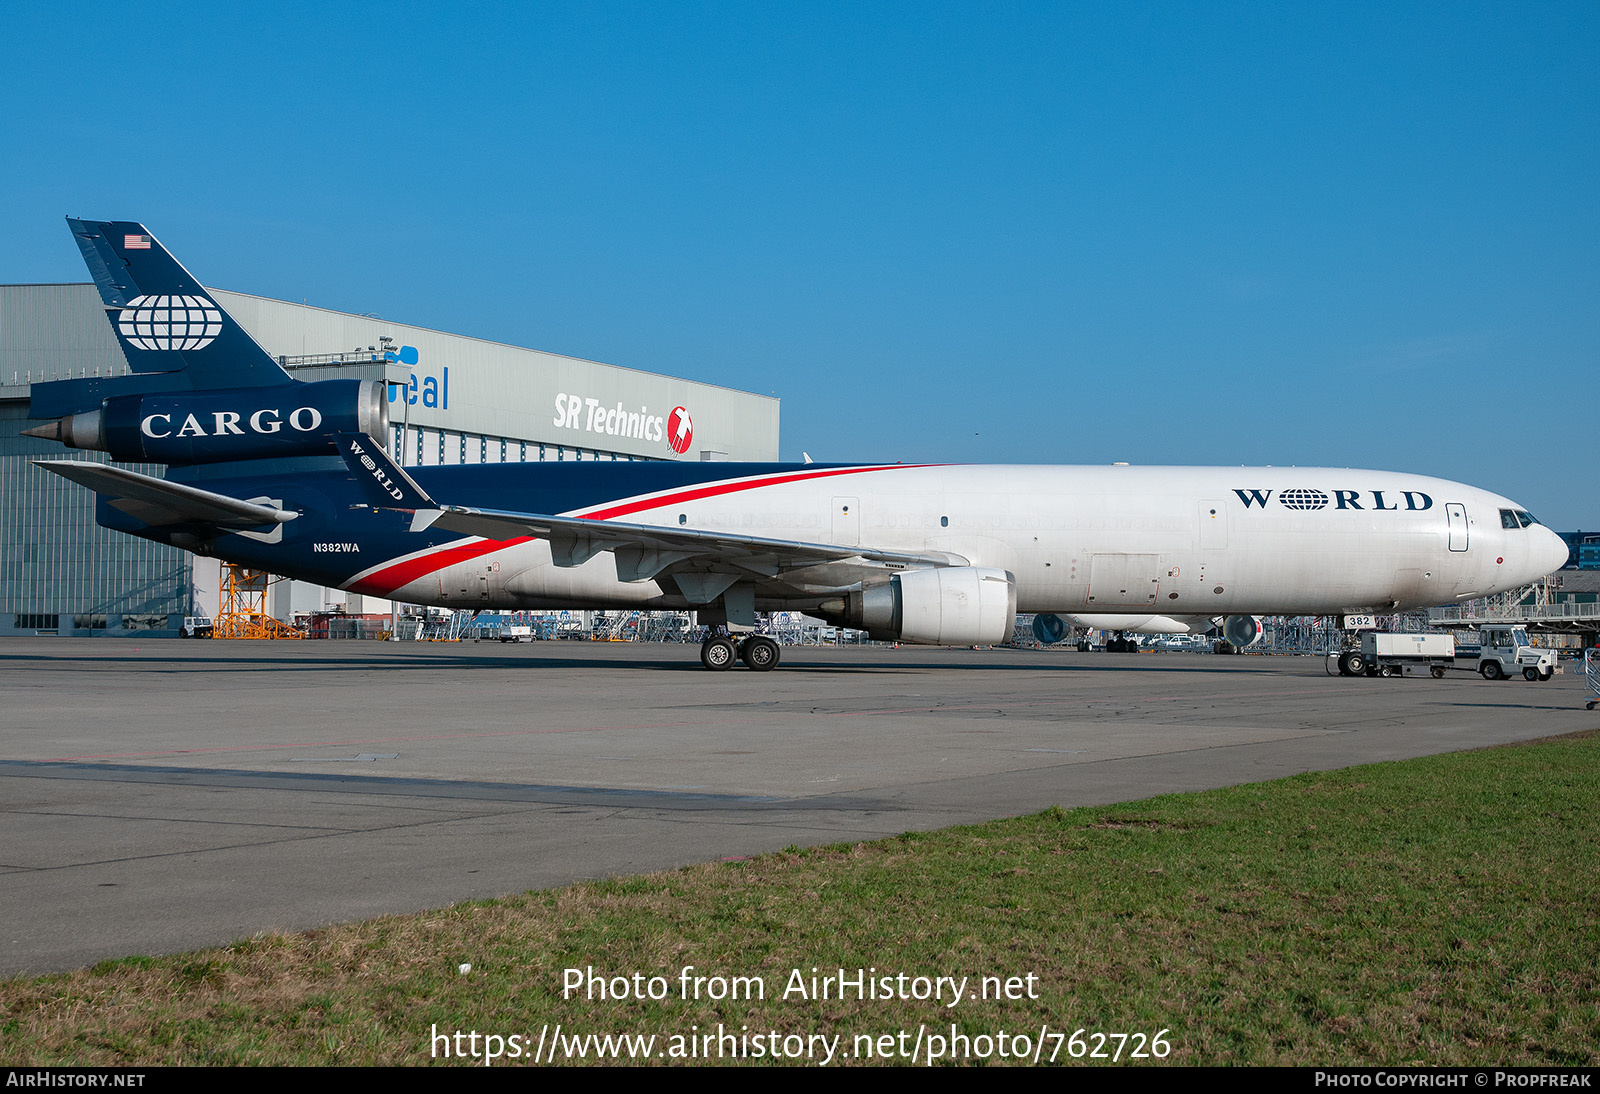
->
[[367, 465, 1567, 617]]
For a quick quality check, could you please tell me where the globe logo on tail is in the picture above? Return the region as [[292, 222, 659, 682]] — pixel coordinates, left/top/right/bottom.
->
[[667, 405, 693, 455], [117, 295, 223, 351]]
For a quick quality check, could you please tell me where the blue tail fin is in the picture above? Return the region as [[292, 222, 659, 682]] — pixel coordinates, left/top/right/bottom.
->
[[66, 218, 292, 391]]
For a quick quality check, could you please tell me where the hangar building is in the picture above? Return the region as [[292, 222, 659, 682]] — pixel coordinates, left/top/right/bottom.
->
[[0, 283, 780, 635]]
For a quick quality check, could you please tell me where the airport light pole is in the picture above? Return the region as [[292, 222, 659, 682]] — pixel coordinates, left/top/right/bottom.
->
[[386, 367, 410, 642]]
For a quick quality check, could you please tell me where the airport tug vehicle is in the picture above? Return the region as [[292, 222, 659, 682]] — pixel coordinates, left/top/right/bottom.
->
[[1330, 623, 1558, 682], [1459, 624, 1560, 682]]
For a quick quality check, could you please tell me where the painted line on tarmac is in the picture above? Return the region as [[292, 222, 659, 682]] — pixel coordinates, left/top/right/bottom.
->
[[33, 687, 1336, 763]]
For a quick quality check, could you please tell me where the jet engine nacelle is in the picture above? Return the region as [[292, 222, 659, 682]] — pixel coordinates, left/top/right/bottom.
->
[[26, 379, 388, 465], [1222, 614, 1263, 648], [1032, 613, 1069, 644], [818, 567, 1017, 646]]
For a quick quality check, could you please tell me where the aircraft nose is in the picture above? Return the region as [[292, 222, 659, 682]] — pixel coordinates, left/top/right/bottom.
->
[[1533, 525, 1570, 577]]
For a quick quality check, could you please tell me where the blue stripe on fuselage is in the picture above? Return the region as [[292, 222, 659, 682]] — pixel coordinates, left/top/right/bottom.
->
[[405, 460, 826, 515], [100, 460, 846, 589]]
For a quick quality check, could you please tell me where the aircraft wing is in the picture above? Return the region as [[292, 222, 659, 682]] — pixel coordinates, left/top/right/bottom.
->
[[331, 431, 964, 590], [33, 460, 298, 528], [416, 504, 962, 583]]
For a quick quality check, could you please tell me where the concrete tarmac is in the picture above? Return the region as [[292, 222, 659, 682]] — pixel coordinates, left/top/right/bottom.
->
[[1, 638, 1589, 976]]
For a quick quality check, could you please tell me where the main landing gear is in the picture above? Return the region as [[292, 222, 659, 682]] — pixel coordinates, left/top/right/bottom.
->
[[700, 634, 781, 672]]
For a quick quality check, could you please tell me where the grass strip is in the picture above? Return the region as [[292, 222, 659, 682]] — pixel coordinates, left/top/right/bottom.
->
[[3, 731, 1597, 1066]]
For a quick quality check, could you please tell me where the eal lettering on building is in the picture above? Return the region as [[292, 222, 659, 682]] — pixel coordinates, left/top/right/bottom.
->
[[383, 345, 449, 410]]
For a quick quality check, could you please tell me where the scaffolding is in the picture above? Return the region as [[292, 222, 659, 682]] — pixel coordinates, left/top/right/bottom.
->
[[213, 564, 303, 639]]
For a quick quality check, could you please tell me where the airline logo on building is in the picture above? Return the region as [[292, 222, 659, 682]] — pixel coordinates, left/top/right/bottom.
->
[[117, 294, 223, 351], [554, 393, 693, 455], [667, 406, 693, 454]]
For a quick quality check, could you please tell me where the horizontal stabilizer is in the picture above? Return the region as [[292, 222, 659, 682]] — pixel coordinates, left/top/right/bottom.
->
[[33, 460, 298, 528], [332, 432, 437, 509], [28, 372, 206, 421]]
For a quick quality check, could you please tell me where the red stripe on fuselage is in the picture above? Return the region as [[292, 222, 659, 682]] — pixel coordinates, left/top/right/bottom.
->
[[348, 463, 931, 597], [347, 535, 535, 596], [578, 463, 926, 521]]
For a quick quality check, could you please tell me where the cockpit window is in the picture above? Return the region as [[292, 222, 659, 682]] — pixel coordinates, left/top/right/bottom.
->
[[1516, 510, 1539, 527], [1501, 509, 1520, 529]]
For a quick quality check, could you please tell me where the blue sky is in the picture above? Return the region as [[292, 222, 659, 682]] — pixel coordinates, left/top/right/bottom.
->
[[3, 2, 1596, 525]]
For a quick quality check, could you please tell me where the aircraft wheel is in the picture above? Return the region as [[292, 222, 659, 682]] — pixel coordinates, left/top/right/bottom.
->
[[1346, 652, 1367, 676], [700, 637, 737, 671], [1523, 667, 1540, 682], [1480, 661, 1503, 681], [740, 636, 780, 672], [1336, 652, 1353, 676], [1430, 666, 1446, 679]]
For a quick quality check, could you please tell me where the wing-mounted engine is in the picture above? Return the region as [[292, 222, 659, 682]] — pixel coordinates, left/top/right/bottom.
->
[[815, 567, 1018, 646], [23, 379, 388, 465], [1222, 614, 1263, 648], [1032, 613, 1070, 644]]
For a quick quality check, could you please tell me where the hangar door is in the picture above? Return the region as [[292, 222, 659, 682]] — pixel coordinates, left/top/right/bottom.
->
[[1086, 553, 1161, 606]]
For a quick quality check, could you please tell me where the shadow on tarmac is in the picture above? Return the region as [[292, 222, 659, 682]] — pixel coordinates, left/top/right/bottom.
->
[[0, 644, 1293, 676], [0, 759, 886, 812]]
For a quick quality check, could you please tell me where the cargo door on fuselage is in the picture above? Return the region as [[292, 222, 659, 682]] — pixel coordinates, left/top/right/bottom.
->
[[1086, 553, 1161, 606]]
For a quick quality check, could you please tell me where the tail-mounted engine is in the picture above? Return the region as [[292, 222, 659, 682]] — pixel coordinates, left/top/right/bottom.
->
[[24, 379, 388, 465], [817, 567, 1018, 646]]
